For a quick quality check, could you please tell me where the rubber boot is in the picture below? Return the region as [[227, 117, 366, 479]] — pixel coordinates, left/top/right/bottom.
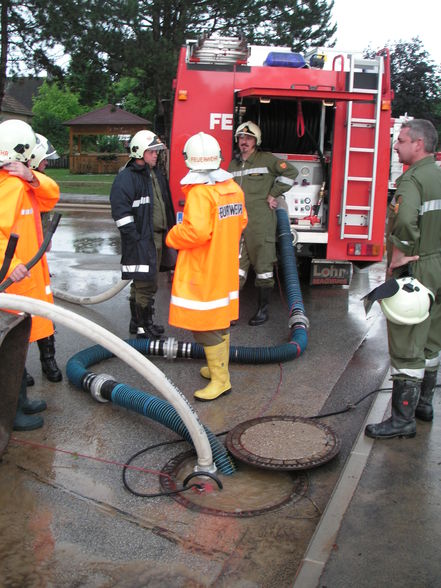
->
[[13, 373, 44, 431], [136, 303, 164, 339], [38, 335, 63, 382], [194, 340, 231, 401], [22, 369, 47, 414], [129, 300, 138, 335], [200, 334, 230, 380], [415, 370, 438, 422], [248, 287, 271, 326], [26, 370, 35, 387], [365, 379, 421, 439]]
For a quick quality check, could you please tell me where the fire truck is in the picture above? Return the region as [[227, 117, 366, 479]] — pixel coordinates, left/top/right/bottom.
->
[[169, 35, 393, 285]]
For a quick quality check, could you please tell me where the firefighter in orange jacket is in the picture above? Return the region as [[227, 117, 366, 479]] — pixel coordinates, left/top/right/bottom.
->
[[0, 119, 60, 430], [166, 132, 247, 401]]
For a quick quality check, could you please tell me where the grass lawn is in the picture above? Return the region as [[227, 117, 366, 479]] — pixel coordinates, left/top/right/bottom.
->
[[46, 169, 116, 196]]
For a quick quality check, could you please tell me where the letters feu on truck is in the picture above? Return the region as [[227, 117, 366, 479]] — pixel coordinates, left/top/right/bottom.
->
[[168, 35, 393, 285]]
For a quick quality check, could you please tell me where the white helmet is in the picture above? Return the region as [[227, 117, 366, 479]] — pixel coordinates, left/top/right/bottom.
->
[[183, 132, 222, 171], [28, 133, 59, 169], [129, 130, 165, 158], [0, 119, 37, 164], [380, 277, 435, 325], [235, 121, 262, 146]]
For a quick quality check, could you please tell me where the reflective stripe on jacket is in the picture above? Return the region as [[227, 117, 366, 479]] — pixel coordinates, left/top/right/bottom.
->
[[0, 170, 59, 342], [166, 178, 247, 331]]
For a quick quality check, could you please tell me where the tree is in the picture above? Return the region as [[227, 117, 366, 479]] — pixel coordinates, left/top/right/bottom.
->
[[4, 0, 336, 137], [32, 80, 87, 153], [27, 0, 336, 136], [366, 38, 441, 130]]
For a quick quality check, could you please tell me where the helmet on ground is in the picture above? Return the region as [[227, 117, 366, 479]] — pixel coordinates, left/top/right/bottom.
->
[[380, 277, 434, 325], [183, 132, 222, 171], [129, 131, 165, 158], [0, 119, 37, 165], [234, 121, 262, 146], [29, 133, 59, 169]]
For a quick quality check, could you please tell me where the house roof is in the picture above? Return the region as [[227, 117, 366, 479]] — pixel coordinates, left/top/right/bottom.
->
[[1, 94, 33, 117], [6, 77, 44, 111], [64, 104, 151, 126]]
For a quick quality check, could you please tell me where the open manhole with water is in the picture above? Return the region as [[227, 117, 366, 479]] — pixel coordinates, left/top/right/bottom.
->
[[225, 415, 341, 471], [160, 450, 309, 517]]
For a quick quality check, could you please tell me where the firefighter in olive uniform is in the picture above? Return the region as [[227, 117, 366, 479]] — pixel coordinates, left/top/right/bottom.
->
[[228, 121, 298, 325], [365, 119, 441, 440], [166, 132, 247, 401]]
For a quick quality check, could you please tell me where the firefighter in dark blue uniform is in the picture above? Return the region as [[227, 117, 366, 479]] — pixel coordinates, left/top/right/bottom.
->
[[110, 131, 175, 339]]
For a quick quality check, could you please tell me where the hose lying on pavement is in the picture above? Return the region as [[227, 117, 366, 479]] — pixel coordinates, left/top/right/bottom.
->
[[53, 279, 130, 305], [0, 294, 218, 476]]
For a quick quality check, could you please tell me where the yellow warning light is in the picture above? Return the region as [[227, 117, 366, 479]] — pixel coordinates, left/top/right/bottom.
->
[[381, 100, 391, 110], [178, 90, 188, 101]]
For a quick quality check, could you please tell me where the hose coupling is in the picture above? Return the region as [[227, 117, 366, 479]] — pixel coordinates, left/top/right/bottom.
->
[[289, 310, 310, 330], [90, 373, 115, 403], [162, 337, 178, 360]]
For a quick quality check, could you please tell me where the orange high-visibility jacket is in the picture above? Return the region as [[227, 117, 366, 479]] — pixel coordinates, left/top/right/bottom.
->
[[0, 170, 59, 342], [166, 178, 247, 331]]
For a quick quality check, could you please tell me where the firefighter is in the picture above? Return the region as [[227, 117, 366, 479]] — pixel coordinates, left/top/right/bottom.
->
[[0, 119, 60, 430], [166, 132, 247, 401], [26, 134, 63, 384], [110, 130, 175, 339], [365, 119, 441, 440], [228, 121, 298, 325]]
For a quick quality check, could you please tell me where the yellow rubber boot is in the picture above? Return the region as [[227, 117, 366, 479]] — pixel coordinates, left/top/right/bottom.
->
[[194, 339, 231, 401], [200, 334, 229, 380]]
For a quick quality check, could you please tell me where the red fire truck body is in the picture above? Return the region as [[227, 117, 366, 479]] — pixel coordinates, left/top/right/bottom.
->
[[169, 36, 393, 284]]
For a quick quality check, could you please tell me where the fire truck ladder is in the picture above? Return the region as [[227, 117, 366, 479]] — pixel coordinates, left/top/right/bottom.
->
[[186, 35, 249, 65], [340, 54, 384, 240]]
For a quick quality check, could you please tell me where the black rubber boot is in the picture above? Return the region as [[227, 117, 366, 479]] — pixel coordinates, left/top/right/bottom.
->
[[13, 373, 44, 431], [365, 379, 421, 439], [22, 369, 47, 414], [129, 300, 138, 335], [26, 371, 35, 387], [248, 287, 271, 326], [38, 335, 63, 382], [136, 303, 164, 339], [415, 370, 438, 422]]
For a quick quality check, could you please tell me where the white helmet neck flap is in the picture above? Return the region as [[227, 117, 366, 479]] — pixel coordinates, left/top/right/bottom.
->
[[0, 119, 37, 164], [183, 132, 222, 171], [380, 277, 435, 325], [234, 121, 262, 146], [129, 131, 165, 159]]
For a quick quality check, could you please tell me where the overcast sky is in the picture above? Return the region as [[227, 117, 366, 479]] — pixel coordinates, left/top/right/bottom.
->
[[332, 0, 441, 65]]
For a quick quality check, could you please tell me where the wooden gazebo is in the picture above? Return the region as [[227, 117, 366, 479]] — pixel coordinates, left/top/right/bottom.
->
[[64, 104, 151, 174]]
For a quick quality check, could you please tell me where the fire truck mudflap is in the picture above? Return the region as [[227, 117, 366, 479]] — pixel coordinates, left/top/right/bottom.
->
[[310, 259, 353, 286]]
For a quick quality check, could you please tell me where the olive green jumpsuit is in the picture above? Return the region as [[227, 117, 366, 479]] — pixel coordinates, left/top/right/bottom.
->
[[228, 150, 298, 288], [388, 155, 441, 380]]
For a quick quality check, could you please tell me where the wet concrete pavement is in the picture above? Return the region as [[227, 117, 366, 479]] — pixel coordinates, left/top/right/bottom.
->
[[1, 203, 438, 587]]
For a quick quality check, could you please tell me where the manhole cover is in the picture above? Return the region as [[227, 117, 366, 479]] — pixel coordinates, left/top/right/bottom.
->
[[225, 416, 341, 470]]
